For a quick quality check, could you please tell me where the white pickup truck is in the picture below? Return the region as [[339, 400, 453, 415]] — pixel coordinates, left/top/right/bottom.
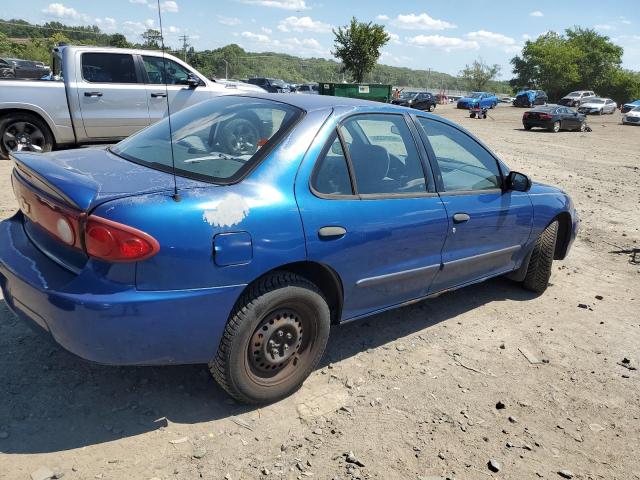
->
[[0, 45, 263, 159]]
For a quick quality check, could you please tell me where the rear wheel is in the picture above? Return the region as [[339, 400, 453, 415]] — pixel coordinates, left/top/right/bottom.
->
[[428, 104, 435, 112], [470, 112, 476, 118], [550, 121, 560, 133], [0, 112, 54, 159], [210, 272, 330, 404], [522, 221, 558, 294], [524, 125, 532, 130]]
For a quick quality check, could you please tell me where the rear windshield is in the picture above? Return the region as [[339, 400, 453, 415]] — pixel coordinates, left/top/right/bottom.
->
[[111, 96, 302, 184]]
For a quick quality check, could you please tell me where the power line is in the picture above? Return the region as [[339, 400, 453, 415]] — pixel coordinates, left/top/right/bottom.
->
[[178, 34, 189, 61]]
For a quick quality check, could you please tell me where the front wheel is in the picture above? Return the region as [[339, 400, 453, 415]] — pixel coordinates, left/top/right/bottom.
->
[[579, 122, 587, 132], [550, 121, 560, 133], [428, 104, 435, 112], [522, 221, 558, 294], [210, 272, 331, 404]]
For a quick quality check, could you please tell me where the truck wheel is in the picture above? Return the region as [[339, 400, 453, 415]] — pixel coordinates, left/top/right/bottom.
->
[[210, 271, 331, 404], [522, 220, 558, 294], [0, 112, 54, 159]]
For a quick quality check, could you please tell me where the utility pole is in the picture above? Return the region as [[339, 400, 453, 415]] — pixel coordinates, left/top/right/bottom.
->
[[179, 34, 190, 62]]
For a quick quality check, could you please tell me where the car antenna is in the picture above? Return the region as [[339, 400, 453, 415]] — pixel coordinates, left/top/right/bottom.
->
[[155, 0, 180, 201]]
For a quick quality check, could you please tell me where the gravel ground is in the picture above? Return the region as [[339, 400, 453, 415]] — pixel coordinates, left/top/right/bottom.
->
[[1, 103, 639, 480]]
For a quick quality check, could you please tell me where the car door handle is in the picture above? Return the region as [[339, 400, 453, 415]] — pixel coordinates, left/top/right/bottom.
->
[[84, 91, 103, 97], [318, 226, 346, 239], [452, 213, 470, 224], [151, 92, 168, 98]]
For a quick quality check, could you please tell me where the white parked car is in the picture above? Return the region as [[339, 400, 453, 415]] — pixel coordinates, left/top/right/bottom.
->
[[622, 105, 640, 125], [577, 97, 617, 115], [212, 78, 266, 93], [296, 83, 319, 94]]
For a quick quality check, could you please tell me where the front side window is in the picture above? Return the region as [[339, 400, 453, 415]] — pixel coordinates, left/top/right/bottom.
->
[[417, 118, 501, 192], [81, 53, 138, 83], [111, 97, 302, 183], [340, 114, 428, 195], [143, 56, 192, 85]]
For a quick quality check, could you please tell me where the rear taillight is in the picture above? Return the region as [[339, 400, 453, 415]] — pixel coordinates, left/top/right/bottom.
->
[[539, 114, 553, 120], [523, 112, 530, 118], [84, 216, 160, 262]]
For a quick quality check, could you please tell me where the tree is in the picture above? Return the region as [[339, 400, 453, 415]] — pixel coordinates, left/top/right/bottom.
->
[[510, 28, 627, 101], [459, 58, 501, 91], [141, 29, 162, 49], [332, 17, 389, 83], [109, 33, 130, 48]]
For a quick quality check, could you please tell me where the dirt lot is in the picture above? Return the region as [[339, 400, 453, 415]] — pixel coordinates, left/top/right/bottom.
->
[[1, 104, 639, 480]]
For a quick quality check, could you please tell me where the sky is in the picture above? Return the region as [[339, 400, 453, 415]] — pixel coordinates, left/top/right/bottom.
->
[[12, 0, 640, 79]]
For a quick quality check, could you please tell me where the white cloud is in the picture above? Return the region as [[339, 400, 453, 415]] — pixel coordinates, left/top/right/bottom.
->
[[167, 25, 180, 33], [95, 17, 117, 31], [261, 27, 273, 34], [277, 16, 331, 33], [530, 11, 543, 17], [42, 3, 90, 22], [239, 0, 309, 10], [123, 21, 149, 35], [466, 30, 516, 47], [145, 18, 155, 27], [376, 14, 390, 21], [241, 31, 270, 42], [388, 32, 401, 44], [406, 34, 478, 51], [152, 0, 179, 12], [620, 17, 631, 25], [129, 0, 148, 4], [522, 33, 531, 40], [390, 13, 456, 31], [594, 23, 614, 31], [217, 15, 242, 26]]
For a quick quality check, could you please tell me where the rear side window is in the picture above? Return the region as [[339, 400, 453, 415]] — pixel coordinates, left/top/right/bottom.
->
[[81, 53, 138, 83], [111, 97, 302, 184], [312, 135, 353, 195], [340, 114, 428, 195], [418, 118, 501, 192]]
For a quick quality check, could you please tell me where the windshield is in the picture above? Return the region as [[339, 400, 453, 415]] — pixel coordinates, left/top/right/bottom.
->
[[111, 97, 302, 184], [588, 98, 604, 104], [470, 92, 483, 98], [400, 91, 419, 99], [567, 92, 581, 97], [270, 78, 286, 87], [632, 106, 640, 112]]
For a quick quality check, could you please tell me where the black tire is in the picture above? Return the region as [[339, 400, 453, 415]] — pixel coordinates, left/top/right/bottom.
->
[[470, 112, 476, 118], [0, 112, 54, 159], [524, 125, 532, 130], [550, 121, 560, 133], [522, 220, 558, 294], [428, 104, 435, 112], [579, 122, 586, 132], [210, 271, 331, 404]]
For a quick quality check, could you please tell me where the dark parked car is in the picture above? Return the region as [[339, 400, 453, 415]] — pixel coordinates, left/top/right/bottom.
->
[[513, 90, 548, 107], [621, 99, 640, 113], [247, 77, 291, 93], [523, 105, 586, 132], [0, 58, 51, 79], [391, 91, 437, 111]]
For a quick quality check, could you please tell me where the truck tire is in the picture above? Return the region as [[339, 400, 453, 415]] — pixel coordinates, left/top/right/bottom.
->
[[522, 220, 558, 294], [210, 271, 331, 404], [0, 112, 54, 159]]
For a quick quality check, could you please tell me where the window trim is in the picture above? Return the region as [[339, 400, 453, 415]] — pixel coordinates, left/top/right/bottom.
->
[[139, 54, 204, 86], [309, 112, 439, 201], [309, 130, 357, 200], [414, 115, 506, 196], [80, 52, 141, 84]]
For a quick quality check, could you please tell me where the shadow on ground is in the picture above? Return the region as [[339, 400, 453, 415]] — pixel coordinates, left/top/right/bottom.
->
[[0, 277, 536, 454]]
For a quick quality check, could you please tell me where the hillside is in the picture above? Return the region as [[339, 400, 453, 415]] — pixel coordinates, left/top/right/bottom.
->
[[0, 18, 511, 93]]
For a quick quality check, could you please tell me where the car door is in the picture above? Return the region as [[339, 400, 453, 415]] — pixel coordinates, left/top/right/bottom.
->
[[295, 113, 449, 320], [565, 107, 582, 129], [75, 52, 150, 139], [142, 55, 212, 125], [415, 116, 533, 292]]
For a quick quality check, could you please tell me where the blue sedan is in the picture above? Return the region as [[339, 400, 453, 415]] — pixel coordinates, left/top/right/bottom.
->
[[457, 92, 498, 109], [0, 94, 579, 403]]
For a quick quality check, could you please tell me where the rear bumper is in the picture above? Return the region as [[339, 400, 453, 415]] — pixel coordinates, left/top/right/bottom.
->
[[523, 120, 553, 129], [0, 214, 244, 365]]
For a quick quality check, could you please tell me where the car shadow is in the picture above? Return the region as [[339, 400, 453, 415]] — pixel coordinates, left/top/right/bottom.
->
[[0, 277, 536, 454]]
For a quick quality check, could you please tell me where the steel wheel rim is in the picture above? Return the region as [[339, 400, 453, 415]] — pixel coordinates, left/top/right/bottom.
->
[[245, 303, 318, 387], [2, 121, 45, 153]]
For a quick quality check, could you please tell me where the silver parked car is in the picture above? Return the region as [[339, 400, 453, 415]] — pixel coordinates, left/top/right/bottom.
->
[[577, 97, 617, 115], [295, 83, 319, 94], [558, 90, 596, 107]]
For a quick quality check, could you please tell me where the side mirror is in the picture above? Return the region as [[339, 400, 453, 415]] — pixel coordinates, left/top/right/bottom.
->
[[390, 125, 400, 135], [505, 171, 531, 192], [186, 73, 200, 89]]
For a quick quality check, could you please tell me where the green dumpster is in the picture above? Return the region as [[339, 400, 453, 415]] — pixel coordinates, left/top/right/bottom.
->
[[319, 83, 392, 102]]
